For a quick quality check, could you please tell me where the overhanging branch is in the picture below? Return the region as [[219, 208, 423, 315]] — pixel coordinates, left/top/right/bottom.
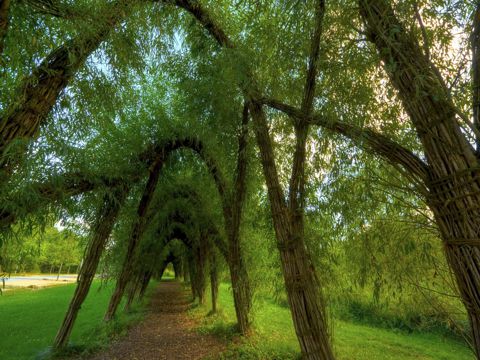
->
[[262, 97, 430, 187], [21, 0, 88, 20]]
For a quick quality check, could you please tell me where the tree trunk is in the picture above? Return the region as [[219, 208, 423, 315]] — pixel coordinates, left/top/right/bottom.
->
[[358, 1, 480, 356], [53, 188, 126, 349], [226, 234, 251, 334], [139, 271, 152, 300], [193, 237, 208, 305], [210, 250, 218, 314], [104, 159, 163, 321], [428, 183, 480, 355], [183, 257, 190, 283], [249, 101, 334, 359], [56, 263, 63, 280], [173, 258, 182, 279], [189, 260, 196, 301], [0, 0, 10, 58], [0, 1, 133, 177], [223, 102, 252, 333], [124, 278, 140, 312]]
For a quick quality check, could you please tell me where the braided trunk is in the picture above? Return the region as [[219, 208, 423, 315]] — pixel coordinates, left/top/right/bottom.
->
[[249, 101, 334, 359], [360, 1, 480, 356], [53, 188, 126, 349]]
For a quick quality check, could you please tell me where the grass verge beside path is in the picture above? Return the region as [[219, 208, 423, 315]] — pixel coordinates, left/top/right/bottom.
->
[[0, 280, 156, 360], [189, 283, 474, 360]]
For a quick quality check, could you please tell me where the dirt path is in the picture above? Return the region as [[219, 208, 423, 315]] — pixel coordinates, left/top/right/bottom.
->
[[90, 281, 225, 360]]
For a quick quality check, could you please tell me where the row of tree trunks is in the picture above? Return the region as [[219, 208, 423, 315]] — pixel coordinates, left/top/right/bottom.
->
[[53, 187, 127, 349], [359, 0, 480, 357], [183, 256, 190, 283], [170, 2, 333, 355], [104, 158, 164, 321]]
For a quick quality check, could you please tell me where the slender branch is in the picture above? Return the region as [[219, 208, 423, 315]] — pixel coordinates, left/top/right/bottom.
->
[[231, 102, 250, 234], [288, 0, 326, 218], [165, 0, 233, 48], [21, 0, 87, 20], [150, 136, 231, 216], [414, 1, 430, 60], [262, 97, 430, 186], [0, 172, 126, 228], [472, 1, 480, 151], [301, 0, 325, 117]]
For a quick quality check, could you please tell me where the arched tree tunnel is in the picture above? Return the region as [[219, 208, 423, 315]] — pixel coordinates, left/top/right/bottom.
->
[[2, 1, 480, 359], [51, 143, 241, 349]]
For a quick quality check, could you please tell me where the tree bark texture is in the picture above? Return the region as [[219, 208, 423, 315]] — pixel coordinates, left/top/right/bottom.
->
[[139, 271, 152, 300], [360, 0, 480, 356], [53, 187, 126, 349], [223, 102, 252, 334], [249, 101, 334, 360]]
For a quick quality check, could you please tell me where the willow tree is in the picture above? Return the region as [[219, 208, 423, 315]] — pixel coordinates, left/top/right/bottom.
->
[[53, 186, 128, 349], [151, 184, 226, 313], [102, 129, 253, 333], [237, 0, 480, 356], [357, 1, 480, 354], [164, 1, 334, 357]]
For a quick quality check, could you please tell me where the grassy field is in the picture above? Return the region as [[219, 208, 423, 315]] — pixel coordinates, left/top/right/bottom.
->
[[0, 280, 474, 360], [0, 281, 153, 360], [191, 283, 475, 360]]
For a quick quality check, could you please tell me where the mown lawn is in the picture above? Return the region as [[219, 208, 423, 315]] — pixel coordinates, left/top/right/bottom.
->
[[0, 281, 154, 360], [191, 283, 475, 360]]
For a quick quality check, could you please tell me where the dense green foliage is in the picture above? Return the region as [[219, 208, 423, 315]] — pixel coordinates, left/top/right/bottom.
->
[[0, 226, 83, 274], [2, 0, 480, 358]]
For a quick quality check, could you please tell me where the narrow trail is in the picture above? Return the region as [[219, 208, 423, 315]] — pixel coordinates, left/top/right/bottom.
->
[[90, 281, 225, 360]]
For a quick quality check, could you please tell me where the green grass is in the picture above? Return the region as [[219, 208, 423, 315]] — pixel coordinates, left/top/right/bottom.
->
[[191, 283, 475, 360], [0, 281, 155, 360]]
